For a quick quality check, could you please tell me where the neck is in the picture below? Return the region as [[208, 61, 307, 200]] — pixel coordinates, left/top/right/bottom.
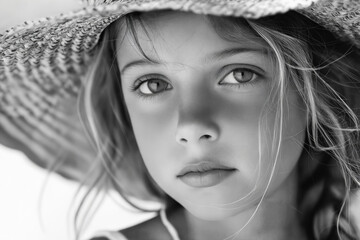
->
[[168, 168, 307, 240]]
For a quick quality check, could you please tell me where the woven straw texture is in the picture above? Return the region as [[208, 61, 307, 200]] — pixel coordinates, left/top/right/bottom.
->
[[0, 0, 360, 181]]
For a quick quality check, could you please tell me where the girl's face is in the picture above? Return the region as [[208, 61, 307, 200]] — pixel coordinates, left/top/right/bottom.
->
[[117, 12, 307, 220]]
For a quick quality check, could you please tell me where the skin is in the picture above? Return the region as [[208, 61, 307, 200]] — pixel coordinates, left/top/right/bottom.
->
[[117, 11, 308, 240]]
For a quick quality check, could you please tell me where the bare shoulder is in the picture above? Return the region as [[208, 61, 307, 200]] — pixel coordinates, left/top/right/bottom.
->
[[120, 215, 173, 240], [88, 213, 175, 240]]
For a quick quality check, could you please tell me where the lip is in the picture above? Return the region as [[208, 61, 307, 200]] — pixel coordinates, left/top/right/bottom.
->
[[177, 161, 237, 188]]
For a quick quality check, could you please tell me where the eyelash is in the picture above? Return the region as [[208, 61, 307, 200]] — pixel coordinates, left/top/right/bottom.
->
[[219, 66, 262, 89], [129, 67, 263, 100], [128, 74, 168, 100]]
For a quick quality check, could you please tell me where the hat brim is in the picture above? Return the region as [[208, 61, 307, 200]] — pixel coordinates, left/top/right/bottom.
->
[[1, 0, 360, 182]]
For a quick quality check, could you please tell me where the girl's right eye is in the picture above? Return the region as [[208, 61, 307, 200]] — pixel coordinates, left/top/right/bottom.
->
[[132, 76, 173, 96]]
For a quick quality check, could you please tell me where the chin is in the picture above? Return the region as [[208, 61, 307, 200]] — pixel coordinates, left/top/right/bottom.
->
[[177, 189, 264, 222], [182, 200, 253, 221]]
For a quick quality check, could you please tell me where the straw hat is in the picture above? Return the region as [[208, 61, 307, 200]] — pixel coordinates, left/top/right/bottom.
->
[[1, 0, 360, 182]]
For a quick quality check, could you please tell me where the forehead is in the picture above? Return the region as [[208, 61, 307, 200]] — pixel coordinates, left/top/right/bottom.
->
[[116, 11, 268, 68]]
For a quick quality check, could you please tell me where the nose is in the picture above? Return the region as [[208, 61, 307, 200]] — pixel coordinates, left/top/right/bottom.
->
[[175, 123, 219, 145], [175, 102, 219, 147]]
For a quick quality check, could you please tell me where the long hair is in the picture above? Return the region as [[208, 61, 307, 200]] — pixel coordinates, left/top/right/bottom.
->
[[75, 10, 360, 240], [244, 13, 360, 239]]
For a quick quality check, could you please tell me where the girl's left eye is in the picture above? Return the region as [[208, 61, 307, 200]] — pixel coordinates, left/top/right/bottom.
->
[[139, 79, 169, 94], [220, 68, 259, 85], [132, 76, 172, 96]]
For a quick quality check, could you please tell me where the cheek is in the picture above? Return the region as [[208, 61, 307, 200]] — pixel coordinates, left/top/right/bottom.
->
[[123, 99, 177, 183], [222, 90, 306, 195], [263, 91, 307, 191], [218, 94, 269, 172], [279, 95, 307, 172]]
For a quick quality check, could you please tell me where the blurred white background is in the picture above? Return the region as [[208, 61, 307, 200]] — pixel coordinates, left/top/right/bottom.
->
[[0, 1, 152, 240], [0, 0, 82, 31], [0, 145, 153, 240]]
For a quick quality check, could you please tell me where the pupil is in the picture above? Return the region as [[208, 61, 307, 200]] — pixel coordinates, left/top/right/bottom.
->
[[148, 80, 167, 93], [234, 70, 252, 82]]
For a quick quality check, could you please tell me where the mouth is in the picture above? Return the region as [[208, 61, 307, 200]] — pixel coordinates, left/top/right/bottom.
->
[[177, 161, 237, 188]]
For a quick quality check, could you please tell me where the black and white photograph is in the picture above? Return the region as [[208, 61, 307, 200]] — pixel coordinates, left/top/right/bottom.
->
[[1, 0, 360, 240]]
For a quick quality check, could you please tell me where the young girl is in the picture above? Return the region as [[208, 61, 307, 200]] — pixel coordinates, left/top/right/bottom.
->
[[1, 1, 360, 240]]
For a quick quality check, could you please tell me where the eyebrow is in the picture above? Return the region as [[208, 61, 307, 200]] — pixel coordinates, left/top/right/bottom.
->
[[120, 47, 267, 74], [204, 47, 267, 63], [120, 59, 161, 74]]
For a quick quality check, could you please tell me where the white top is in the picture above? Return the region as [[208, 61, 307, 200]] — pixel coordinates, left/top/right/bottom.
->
[[92, 231, 128, 240], [91, 208, 180, 240]]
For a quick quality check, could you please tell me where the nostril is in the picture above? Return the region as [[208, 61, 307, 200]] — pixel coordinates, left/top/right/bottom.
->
[[201, 134, 212, 140], [176, 131, 218, 145]]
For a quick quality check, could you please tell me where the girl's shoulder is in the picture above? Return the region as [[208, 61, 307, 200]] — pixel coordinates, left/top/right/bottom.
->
[[122, 214, 174, 240], [90, 214, 174, 240]]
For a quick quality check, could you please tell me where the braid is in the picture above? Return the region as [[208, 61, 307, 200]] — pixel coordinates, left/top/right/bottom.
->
[[298, 146, 358, 240]]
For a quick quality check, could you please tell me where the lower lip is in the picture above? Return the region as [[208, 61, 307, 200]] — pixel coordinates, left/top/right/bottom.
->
[[178, 169, 237, 188]]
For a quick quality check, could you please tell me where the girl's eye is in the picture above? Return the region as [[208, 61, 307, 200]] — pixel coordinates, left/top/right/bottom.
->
[[220, 68, 258, 85], [135, 77, 172, 95]]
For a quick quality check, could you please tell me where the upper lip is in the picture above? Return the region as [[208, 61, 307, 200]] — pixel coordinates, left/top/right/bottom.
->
[[177, 160, 236, 177]]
